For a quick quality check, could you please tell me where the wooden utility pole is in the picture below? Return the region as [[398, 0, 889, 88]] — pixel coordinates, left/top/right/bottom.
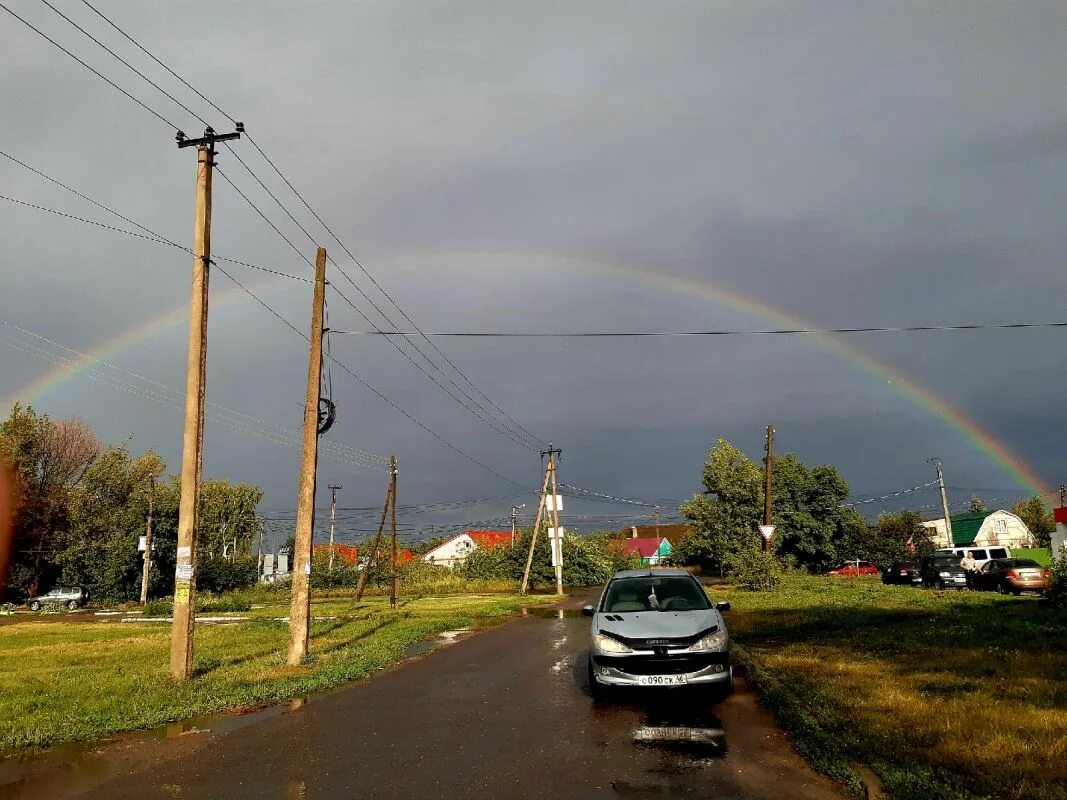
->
[[652, 505, 661, 536], [355, 479, 393, 602], [388, 457, 399, 609], [140, 478, 155, 605], [520, 449, 557, 595], [287, 248, 328, 667], [327, 484, 342, 572], [170, 124, 240, 680], [547, 451, 563, 596], [929, 457, 953, 547], [762, 425, 775, 553]]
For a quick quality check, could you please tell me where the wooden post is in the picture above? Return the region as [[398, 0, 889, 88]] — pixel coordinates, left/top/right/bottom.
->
[[520, 462, 553, 595], [355, 482, 392, 602], [287, 247, 327, 666], [389, 457, 398, 609], [548, 451, 563, 595], [762, 425, 774, 553]]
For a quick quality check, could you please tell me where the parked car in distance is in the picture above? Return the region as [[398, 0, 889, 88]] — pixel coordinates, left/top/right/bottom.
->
[[969, 559, 1051, 596], [27, 586, 89, 611], [934, 546, 1010, 570], [827, 561, 879, 577], [920, 555, 968, 589], [882, 561, 922, 586], [584, 569, 732, 700]]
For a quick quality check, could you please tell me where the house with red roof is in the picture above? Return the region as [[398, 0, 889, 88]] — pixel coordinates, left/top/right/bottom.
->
[[622, 537, 673, 565], [422, 530, 512, 568], [313, 544, 360, 565]]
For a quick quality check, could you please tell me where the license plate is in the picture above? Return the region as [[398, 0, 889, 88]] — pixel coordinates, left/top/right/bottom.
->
[[637, 674, 688, 686]]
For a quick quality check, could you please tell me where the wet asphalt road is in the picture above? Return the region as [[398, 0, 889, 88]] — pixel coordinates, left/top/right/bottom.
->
[[3, 592, 844, 800]]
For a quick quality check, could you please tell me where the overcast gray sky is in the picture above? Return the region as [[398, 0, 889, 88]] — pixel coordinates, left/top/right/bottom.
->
[[2, 1, 1065, 542]]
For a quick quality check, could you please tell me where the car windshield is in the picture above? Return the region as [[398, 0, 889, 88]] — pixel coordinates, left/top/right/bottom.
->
[[602, 576, 710, 613], [929, 557, 961, 567]]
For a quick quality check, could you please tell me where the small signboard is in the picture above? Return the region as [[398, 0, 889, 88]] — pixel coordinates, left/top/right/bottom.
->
[[545, 495, 563, 512], [138, 536, 147, 552], [758, 525, 776, 541]]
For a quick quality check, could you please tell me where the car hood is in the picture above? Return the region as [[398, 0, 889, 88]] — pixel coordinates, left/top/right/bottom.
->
[[595, 609, 722, 640]]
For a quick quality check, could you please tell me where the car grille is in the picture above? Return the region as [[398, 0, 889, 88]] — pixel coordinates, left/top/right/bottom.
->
[[605, 626, 718, 651], [593, 653, 728, 675]]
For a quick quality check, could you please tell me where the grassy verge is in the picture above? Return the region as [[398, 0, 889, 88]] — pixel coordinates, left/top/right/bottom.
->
[[711, 575, 1067, 800], [0, 592, 552, 752]]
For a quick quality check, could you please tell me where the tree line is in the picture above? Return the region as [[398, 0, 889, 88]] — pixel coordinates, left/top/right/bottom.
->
[[673, 438, 1057, 580], [0, 405, 263, 602]]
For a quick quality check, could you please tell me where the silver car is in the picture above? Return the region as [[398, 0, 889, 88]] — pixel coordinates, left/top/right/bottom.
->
[[27, 586, 89, 611], [583, 569, 732, 698]]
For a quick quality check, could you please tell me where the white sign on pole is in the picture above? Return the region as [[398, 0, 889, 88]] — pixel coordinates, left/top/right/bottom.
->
[[138, 536, 147, 552], [758, 525, 776, 541], [545, 495, 563, 512]]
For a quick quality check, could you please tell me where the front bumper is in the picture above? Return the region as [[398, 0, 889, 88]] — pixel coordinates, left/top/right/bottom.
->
[[591, 651, 732, 687]]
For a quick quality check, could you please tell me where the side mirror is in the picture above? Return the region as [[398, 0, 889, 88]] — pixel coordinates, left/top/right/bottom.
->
[[581, 605, 595, 617], [715, 601, 731, 613]]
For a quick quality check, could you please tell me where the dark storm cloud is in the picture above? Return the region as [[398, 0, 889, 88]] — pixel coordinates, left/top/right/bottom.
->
[[1, 0, 1064, 522]]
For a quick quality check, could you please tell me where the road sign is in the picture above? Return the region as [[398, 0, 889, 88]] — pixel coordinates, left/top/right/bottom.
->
[[758, 525, 776, 541], [545, 494, 563, 512]]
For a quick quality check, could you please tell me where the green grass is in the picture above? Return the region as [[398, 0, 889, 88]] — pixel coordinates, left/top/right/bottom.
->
[[712, 575, 1067, 800], [0, 592, 553, 752], [1015, 548, 1053, 567]]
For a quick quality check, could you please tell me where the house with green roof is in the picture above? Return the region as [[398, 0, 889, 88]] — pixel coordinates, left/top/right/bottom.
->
[[922, 509, 1036, 550]]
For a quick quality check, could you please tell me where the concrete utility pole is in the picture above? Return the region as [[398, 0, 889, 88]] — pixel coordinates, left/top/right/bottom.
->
[[140, 477, 155, 605], [170, 123, 241, 680], [929, 457, 953, 547], [763, 425, 775, 553], [327, 484, 342, 573], [287, 248, 328, 667], [521, 447, 560, 595], [355, 479, 393, 602], [511, 506, 518, 546], [1060, 484, 1066, 508], [388, 457, 399, 609], [548, 450, 564, 596], [652, 505, 661, 536]]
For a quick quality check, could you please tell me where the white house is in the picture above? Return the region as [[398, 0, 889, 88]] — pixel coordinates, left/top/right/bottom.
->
[[422, 531, 512, 568], [922, 509, 1036, 550]]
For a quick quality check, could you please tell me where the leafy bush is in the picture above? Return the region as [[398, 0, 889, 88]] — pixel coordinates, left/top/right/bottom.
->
[[1047, 552, 1067, 609], [195, 557, 258, 594], [142, 592, 252, 617], [0, 603, 15, 616], [728, 546, 782, 591]]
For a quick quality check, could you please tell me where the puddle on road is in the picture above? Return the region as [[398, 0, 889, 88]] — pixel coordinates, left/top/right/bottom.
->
[[520, 606, 585, 619], [0, 627, 475, 800]]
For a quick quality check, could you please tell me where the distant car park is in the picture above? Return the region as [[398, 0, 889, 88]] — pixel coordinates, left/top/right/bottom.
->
[[26, 586, 89, 611]]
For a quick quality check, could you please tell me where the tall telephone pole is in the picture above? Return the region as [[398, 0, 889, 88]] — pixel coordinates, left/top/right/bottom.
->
[[140, 477, 155, 605], [520, 456, 554, 595], [170, 123, 241, 680], [762, 425, 775, 552], [929, 457, 953, 547], [547, 450, 563, 596], [287, 248, 327, 667], [327, 484, 342, 572], [652, 505, 661, 536], [388, 457, 399, 609]]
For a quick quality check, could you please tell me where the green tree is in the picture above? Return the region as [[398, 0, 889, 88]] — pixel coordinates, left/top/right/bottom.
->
[[1011, 495, 1055, 547], [967, 495, 987, 513], [844, 509, 934, 568]]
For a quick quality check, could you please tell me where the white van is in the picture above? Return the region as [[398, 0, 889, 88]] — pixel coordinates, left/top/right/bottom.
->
[[934, 546, 1011, 569]]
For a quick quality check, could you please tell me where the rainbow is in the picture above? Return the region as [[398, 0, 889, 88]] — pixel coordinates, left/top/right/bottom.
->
[[5, 251, 1053, 498], [2, 278, 280, 409], [411, 250, 1054, 498]]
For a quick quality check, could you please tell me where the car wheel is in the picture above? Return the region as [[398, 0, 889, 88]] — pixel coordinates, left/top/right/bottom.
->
[[29, 600, 41, 611], [1011, 590, 1021, 597], [587, 657, 608, 702], [67, 600, 79, 610], [937, 579, 945, 590]]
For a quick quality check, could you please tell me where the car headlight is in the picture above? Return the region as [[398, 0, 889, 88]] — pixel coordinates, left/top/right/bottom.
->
[[688, 630, 727, 652], [939, 571, 952, 578], [594, 633, 632, 654]]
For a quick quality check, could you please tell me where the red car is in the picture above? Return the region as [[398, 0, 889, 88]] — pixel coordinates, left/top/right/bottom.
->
[[827, 561, 879, 577]]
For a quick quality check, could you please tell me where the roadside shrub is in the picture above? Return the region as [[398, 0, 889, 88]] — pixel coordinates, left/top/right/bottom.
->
[[142, 591, 252, 617], [196, 557, 258, 594], [1047, 552, 1067, 609], [0, 603, 15, 616], [728, 546, 782, 591]]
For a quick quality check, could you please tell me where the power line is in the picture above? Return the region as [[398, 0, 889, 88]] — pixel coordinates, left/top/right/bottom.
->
[[328, 322, 1067, 337], [0, 0, 181, 130]]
